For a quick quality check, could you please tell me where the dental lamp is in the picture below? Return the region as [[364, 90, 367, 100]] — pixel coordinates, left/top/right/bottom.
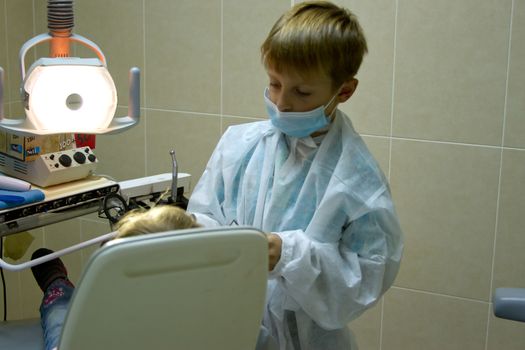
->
[[0, 0, 140, 136]]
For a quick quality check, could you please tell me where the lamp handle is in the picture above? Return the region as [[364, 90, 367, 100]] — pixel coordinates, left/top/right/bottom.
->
[[19, 33, 107, 81], [104, 67, 141, 134]]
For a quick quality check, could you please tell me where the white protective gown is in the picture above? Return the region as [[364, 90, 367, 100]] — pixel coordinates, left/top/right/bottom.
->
[[188, 110, 403, 350]]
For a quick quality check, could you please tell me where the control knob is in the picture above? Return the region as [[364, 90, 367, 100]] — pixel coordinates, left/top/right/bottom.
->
[[58, 154, 72, 167], [73, 151, 86, 164]]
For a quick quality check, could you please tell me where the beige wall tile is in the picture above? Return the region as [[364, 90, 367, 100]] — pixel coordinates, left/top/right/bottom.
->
[[493, 150, 525, 288], [145, 109, 221, 191], [222, 0, 289, 118], [0, 0, 6, 103], [7, 99, 24, 118], [504, 1, 525, 148], [43, 219, 83, 284], [382, 288, 488, 350], [80, 218, 112, 265], [338, 0, 395, 136], [33, 0, 46, 34], [1, 268, 21, 319], [4, 0, 33, 108], [32, 0, 49, 59], [95, 107, 146, 181], [145, 0, 221, 113], [390, 140, 499, 300], [3, 102, 10, 118], [487, 314, 525, 350], [221, 116, 264, 134], [2, 228, 43, 320], [14, 229, 44, 319], [19, 267, 42, 319], [74, 0, 144, 107], [349, 299, 382, 350], [393, 0, 511, 145]]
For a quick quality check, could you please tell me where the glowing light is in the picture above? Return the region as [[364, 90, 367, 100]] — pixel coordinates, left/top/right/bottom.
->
[[24, 64, 117, 133]]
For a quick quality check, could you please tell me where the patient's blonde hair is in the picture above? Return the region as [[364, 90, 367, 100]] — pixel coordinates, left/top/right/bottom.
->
[[114, 206, 200, 239], [261, 1, 368, 88]]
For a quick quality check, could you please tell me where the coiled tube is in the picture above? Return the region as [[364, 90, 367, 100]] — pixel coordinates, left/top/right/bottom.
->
[[47, 0, 74, 36]]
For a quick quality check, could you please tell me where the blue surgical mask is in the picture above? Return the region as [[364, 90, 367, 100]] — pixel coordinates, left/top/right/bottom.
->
[[264, 88, 338, 138]]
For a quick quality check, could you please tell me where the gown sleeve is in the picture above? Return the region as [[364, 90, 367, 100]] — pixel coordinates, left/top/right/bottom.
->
[[269, 190, 403, 330], [188, 124, 255, 227], [187, 136, 227, 227]]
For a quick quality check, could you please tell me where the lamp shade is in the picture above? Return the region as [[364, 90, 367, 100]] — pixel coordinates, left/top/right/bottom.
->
[[23, 58, 117, 133]]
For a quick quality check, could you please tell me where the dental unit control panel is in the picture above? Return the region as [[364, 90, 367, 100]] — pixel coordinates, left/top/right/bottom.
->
[[0, 147, 98, 187]]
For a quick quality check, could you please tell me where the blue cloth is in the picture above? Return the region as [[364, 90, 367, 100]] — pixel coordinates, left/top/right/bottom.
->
[[188, 110, 403, 349], [40, 279, 74, 350], [0, 189, 45, 209]]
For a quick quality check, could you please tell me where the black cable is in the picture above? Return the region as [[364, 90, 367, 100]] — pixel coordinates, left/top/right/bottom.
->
[[0, 237, 6, 321], [100, 192, 129, 224]]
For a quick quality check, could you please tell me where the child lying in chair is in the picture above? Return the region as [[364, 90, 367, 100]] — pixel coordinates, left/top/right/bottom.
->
[[30, 205, 200, 350]]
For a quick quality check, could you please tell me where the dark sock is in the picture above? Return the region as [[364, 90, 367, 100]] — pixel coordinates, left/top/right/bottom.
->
[[30, 248, 70, 292]]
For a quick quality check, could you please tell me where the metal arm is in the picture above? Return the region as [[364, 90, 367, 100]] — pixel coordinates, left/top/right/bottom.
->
[[170, 150, 178, 203], [0, 231, 117, 272]]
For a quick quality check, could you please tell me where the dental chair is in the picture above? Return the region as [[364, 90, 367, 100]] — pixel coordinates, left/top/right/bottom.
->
[[0, 226, 268, 350]]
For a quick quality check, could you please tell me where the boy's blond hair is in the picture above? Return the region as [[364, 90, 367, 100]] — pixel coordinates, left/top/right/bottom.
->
[[114, 205, 200, 239], [261, 1, 368, 88]]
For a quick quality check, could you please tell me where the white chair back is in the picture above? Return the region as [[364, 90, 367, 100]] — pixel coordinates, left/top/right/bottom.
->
[[1, 227, 268, 350]]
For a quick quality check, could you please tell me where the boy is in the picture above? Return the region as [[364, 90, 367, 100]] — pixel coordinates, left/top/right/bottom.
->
[[188, 1, 403, 349]]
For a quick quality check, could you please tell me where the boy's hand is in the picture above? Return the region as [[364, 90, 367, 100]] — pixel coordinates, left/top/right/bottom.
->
[[267, 233, 282, 271]]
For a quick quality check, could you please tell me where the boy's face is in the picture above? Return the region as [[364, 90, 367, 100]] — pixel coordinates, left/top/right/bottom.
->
[[266, 66, 340, 114]]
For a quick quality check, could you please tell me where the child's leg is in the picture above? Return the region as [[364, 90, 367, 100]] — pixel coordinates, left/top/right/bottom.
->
[[30, 248, 74, 350], [39, 278, 75, 350]]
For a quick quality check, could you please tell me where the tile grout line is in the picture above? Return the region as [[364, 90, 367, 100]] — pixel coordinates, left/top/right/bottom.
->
[[362, 133, 525, 152], [146, 107, 223, 117], [142, 0, 148, 177], [220, 0, 223, 133], [485, 1, 514, 349], [3, 0, 11, 111], [382, 1, 399, 349], [9, 0, 24, 308], [392, 286, 490, 305], [31, 0, 36, 62], [387, 0, 398, 182]]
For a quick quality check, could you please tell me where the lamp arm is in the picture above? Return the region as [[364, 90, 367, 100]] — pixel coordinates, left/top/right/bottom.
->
[[69, 34, 107, 66], [19, 33, 53, 81], [19, 33, 107, 82]]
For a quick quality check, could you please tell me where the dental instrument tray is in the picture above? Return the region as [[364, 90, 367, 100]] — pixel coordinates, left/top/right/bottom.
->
[[0, 175, 118, 237]]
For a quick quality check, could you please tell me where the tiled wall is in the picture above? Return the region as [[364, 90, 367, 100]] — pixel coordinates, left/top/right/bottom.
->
[[1, 1, 524, 349]]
